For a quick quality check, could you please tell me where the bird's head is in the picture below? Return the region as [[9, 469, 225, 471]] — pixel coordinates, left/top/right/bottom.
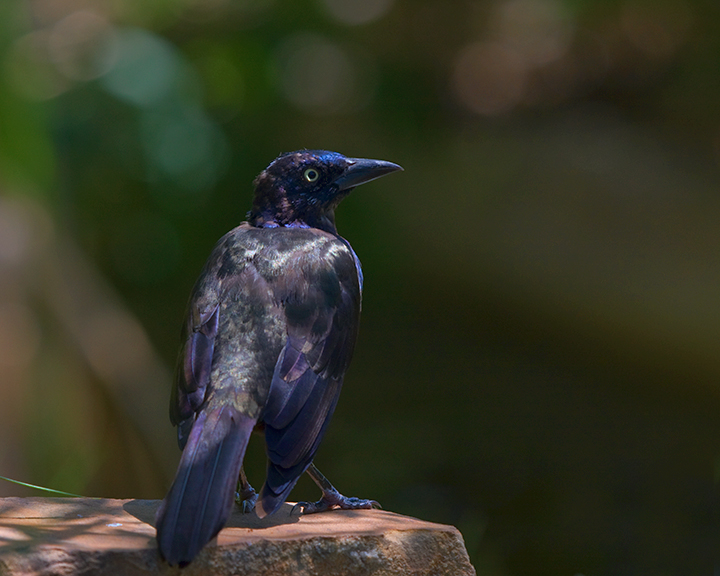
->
[[248, 150, 402, 234]]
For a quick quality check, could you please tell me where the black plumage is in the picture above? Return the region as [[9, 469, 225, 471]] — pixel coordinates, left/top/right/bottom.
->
[[155, 150, 402, 565]]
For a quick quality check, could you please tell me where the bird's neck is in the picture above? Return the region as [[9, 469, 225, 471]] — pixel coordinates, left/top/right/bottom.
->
[[248, 208, 338, 235], [248, 181, 341, 234]]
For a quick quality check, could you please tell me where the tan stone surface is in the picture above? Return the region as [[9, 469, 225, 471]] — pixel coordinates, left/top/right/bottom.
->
[[0, 498, 476, 575]]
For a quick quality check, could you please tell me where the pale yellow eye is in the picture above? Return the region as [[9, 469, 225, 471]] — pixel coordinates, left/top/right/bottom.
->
[[304, 168, 319, 182]]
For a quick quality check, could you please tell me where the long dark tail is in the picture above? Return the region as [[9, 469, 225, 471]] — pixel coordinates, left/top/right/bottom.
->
[[156, 405, 255, 566]]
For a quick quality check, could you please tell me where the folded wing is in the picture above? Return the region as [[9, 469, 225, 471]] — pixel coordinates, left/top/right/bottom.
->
[[258, 240, 361, 516]]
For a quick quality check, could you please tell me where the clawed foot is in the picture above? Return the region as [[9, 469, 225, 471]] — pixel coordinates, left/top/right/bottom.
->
[[235, 479, 258, 513], [294, 488, 381, 515]]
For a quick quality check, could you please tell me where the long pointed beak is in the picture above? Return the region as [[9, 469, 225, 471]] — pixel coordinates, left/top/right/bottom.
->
[[334, 158, 403, 191]]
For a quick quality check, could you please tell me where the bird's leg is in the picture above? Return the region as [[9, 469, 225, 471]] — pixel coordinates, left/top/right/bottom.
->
[[234, 467, 258, 513], [295, 462, 381, 515]]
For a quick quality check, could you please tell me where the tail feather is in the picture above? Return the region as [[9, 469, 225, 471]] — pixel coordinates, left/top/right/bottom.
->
[[156, 406, 255, 566]]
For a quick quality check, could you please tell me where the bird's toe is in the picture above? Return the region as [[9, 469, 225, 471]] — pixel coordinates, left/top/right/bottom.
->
[[235, 486, 258, 513], [297, 489, 380, 515]]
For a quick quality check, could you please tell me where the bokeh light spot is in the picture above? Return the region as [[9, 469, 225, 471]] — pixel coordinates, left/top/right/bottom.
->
[[48, 10, 114, 81], [140, 106, 229, 191], [99, 28, 181, 107], [452, 42, 528, 116], [4, 31, 69, 100], [274, 33, 373, 114], [490, 0, 573, 65], [620, 0, 693, 59]]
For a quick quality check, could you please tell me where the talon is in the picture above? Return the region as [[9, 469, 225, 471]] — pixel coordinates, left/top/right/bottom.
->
[[302, 463, 379, 515], [235, 473, 258, 513], [242, 497, 257, 513], [297, 492, 380, 515], [235, 490, 258, 513]]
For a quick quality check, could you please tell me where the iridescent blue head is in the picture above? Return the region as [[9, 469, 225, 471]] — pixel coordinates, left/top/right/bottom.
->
[[248, 150, 402, 234]]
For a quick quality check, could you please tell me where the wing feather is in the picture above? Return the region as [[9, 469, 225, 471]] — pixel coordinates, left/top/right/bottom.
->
[[258, 236, 361, 516]]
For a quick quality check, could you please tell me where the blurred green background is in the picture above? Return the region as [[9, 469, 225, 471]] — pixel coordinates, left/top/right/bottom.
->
[[0, 0, 717, 573]]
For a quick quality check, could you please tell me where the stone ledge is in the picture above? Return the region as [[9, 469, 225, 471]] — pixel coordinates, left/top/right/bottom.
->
[[0, 498, 476, 575]]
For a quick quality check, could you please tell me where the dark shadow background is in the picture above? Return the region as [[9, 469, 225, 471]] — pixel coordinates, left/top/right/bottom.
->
[[0, 0, 718, 574]]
